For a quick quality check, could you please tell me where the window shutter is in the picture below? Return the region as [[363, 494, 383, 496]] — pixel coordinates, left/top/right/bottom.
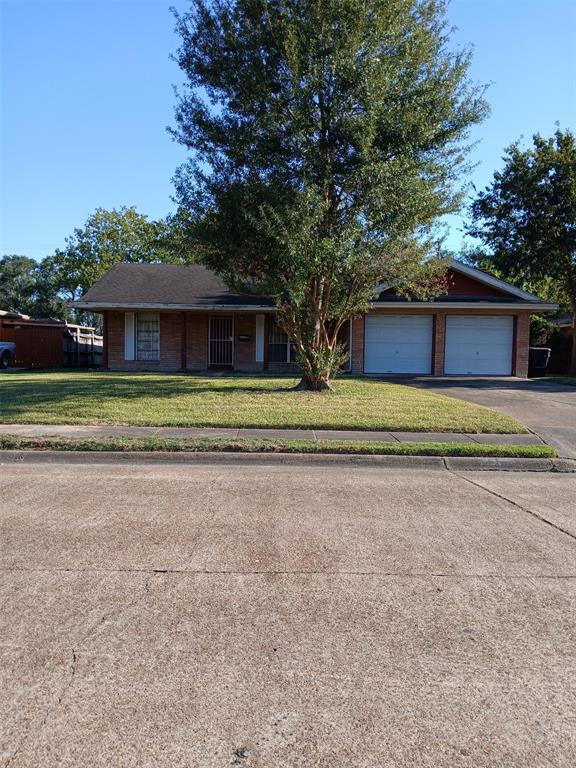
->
[[255, 314, 265, 362], [124, 312, 135, 360]]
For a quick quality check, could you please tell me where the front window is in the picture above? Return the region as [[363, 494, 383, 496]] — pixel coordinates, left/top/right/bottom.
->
[[269, 321, 295, 363], [136, 312, 160, 361]]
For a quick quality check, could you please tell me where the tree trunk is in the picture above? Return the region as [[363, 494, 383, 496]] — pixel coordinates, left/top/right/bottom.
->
[[294, 373, 335, 392]]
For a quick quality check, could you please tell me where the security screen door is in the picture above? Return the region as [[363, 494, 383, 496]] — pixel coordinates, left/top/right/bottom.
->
[[209, 316, 234, 366]]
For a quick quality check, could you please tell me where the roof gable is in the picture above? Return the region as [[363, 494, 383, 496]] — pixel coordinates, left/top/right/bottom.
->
[[447, 260, 542, 301], [376, 259, 547, 304]]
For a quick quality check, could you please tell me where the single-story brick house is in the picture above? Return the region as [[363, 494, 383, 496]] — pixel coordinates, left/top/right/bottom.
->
[[73, 260, 556, 377]]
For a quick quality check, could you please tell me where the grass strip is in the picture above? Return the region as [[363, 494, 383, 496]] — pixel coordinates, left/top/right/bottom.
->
[[0, 434, 556, 458]]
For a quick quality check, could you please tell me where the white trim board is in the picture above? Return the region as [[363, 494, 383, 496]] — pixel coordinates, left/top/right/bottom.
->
[[124, 312, 135, 361], [371, 302, 557, 311]]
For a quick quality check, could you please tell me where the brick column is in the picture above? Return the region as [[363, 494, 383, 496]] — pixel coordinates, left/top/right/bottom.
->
[[350, 317, 364, 374], [433, 312, 445, 375], [102, 310, 109, 369], [514, 313, 530, 378], [180, 311, 187, 371]]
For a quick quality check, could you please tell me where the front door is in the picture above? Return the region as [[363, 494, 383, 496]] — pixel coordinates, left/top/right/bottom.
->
[[209, 316, 234, 367]]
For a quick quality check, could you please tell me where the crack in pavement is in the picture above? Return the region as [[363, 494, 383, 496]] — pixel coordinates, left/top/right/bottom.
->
[[448, 469, 576, 543], [3, 648, 78, 768], [1, 576, 156, 768], [1, 566, 574, 578]]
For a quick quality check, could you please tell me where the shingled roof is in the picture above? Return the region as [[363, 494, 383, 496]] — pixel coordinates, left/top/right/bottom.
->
[[74, 263, 275, 310]]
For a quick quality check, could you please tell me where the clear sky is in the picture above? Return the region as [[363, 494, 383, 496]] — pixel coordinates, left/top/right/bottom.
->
[[1, 0, 575, 261]]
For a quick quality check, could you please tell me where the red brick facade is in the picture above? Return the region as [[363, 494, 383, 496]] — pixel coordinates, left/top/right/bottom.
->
[[106, 307, 533, 378], [513, 312, 530, 378], [107, 311, 266, 372]]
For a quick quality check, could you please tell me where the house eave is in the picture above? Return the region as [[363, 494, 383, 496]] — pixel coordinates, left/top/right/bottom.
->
[[71, 302, 277, 312], [370, 301, 558, 311]]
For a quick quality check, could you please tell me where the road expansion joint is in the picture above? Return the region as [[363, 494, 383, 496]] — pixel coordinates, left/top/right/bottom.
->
[[448, 470, 576, 544], [1, 566, 575, 579]]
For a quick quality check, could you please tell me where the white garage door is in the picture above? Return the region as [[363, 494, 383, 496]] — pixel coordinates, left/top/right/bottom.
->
[[364, 315, 433, 374], [444, 315, 513, 375]]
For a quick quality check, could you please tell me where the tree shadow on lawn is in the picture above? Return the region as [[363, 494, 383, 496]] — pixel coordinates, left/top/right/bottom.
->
[[0, 371, 310, 420]]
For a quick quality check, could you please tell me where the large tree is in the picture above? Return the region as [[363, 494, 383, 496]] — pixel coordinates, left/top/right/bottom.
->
[[0, 255, 70, 319], [171, 0, 487, 389], [470, 129, 576, 374], [0, 255, 38, 314], [51, 207, 172, 302]]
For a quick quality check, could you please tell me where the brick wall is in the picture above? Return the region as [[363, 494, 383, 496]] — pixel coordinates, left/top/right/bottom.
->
[[514, 313, 530, 378], [108, 311, 183, 371], [350, 317, 364, 374], [433, 312, 445, 375], [108, 310, 265, 372], [234, 314, 263, 371], [186, 313, 208, 370], [105, 308, 533, 377]]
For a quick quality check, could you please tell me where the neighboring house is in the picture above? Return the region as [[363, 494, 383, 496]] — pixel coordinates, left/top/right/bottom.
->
[[0, 310, 102, 369], [73, 260, 556, 377]]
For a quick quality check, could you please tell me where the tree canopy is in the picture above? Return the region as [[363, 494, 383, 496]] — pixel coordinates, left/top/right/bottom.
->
[[171, 0, 488, 389], [50, 206, 191, 302], [0, 255, 70, 320], [2, 207, 195, 329], [469, 129, 576, 372]]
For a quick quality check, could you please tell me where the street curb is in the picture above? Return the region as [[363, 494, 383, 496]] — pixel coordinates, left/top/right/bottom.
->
[[0, 450, 573, 472]]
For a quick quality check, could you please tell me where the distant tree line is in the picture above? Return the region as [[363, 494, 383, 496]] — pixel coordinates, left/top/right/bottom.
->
[[0, 206, 196, 330]]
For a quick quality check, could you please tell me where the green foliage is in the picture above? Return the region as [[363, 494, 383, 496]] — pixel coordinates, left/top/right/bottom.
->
[[0, 255, 37, 313], [469, 128, 576, 371], [0, 255, 71, 319], [171, 0, 488, 387], [50, 206, 188, 301], [3, 207, 197, 326]]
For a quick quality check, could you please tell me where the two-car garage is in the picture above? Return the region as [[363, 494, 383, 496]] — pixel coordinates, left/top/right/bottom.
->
[[364, 314, 514, 376]]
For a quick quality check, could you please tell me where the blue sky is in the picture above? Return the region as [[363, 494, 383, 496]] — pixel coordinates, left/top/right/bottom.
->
[[1, 0, 575, 261]]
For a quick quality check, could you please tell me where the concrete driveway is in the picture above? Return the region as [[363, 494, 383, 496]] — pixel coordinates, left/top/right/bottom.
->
[[401, 377, 576, 458], [1, 459, 575, 767]]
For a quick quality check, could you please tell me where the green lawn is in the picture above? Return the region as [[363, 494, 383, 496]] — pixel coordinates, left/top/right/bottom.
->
[[0, 434, 553, 458], [0, 370, 528, 433]]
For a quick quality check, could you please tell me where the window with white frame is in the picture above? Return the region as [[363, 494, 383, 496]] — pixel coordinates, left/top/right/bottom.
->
[[136, 313, 160, 361], [268, 320, 295, 363]]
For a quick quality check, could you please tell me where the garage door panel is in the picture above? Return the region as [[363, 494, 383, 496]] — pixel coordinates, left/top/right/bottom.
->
[[445, 316, 513, 376], [364, 315, 432, 374]]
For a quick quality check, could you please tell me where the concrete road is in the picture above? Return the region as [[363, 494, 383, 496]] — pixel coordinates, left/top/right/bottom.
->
[[401, 377, 576, 459], [1, 460, 575, 768]]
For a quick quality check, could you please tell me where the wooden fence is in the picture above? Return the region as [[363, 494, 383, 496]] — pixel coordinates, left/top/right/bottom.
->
[[1, 321, 103, 369]]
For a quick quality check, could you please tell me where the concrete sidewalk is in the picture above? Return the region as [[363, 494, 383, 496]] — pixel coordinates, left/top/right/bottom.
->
[[0, 422, 544, 445]]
